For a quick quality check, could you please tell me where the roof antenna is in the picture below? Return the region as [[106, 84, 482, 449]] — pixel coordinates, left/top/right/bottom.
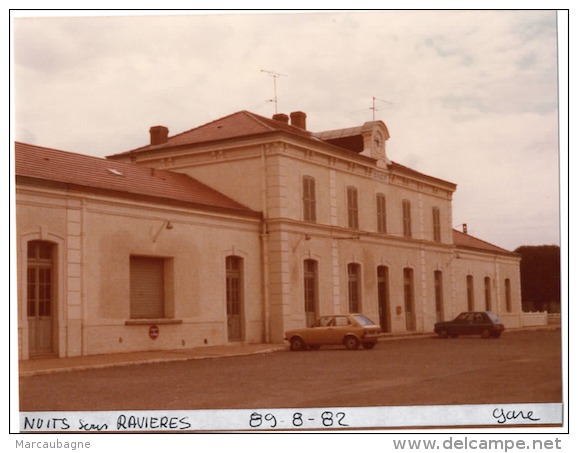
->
[[261, 69, 287, 114], [370, 96, 394, 120]]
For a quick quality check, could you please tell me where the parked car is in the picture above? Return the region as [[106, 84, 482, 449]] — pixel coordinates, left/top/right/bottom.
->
[[285, 314, 382, 351], [434, 311, 505, 339]]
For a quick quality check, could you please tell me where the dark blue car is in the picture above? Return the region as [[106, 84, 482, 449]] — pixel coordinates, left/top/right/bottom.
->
[[434, 311, 505, 339]]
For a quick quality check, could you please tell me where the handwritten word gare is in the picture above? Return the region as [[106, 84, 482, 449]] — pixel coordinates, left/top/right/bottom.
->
[[492, 407, 540, 424]]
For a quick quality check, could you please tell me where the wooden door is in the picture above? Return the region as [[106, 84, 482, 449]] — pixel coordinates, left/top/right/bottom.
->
[[226, 256, 243, 341], [27, 241, 55, 356]]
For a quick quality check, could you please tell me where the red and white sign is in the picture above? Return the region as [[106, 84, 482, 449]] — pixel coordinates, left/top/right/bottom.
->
[[149, 325, 159, 340]]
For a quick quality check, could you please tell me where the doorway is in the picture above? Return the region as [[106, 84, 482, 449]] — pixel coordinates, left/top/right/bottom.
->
[[377, 266, 391, 332], [434, 270, 444, 322], [27, 241, 55, 356], [303, 259, 319, 327], [403, 267, 416, 331], [226, 256, 243, 341]]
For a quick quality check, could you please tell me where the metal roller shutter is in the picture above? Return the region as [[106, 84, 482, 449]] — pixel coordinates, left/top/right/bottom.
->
[[130, 256, 165, 319]]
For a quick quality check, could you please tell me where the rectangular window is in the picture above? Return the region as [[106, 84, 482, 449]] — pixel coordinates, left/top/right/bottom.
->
[[402, 199, 412, 238], [348, 263, 361, 312], [433, 207, 441, 242], [302, 176, 317, 222], [505, 278, 512, 312], [484, 276, 492, 311], [467, 275, 475, 311], [347, 186, 359, 229], [130, 256, 165, 319], [376, 193, 387, 233]]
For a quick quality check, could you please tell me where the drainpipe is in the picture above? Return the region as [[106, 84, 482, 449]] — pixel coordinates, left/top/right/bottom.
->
[[260, 145, 271, 343]]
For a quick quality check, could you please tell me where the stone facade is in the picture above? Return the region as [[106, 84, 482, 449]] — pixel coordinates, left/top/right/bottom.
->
[[15, 110, 522, 359]]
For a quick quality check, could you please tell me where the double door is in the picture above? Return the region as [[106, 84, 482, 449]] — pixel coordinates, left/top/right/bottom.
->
[[27, 241, 55, 356]]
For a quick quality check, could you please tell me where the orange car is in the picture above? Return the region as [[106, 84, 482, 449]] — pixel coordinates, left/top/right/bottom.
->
[[285, 314, 382, 351]]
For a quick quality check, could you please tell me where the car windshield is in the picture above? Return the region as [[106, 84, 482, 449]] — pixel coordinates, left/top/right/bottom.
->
[[455, 313, 473, 322], [352, 315, 376, 326]]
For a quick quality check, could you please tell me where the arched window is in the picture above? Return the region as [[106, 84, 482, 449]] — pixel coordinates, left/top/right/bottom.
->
[[347, 263, 361, 312], [467, 275, 475, 311], [27, 240, 55, 355], [226, 256, 244, 341], [303, 259, 318, 326], [434, 270, 444, 322], [377, 266, 391, 332], [484, 277, 492, 311], [403, 268, 416, 331], [505, 278, 512, 312]]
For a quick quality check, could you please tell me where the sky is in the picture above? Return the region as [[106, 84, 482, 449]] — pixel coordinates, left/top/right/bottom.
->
[[11, 9, 567, 251]]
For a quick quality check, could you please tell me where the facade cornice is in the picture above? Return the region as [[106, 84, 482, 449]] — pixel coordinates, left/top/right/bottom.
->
[[265, 217, 456, 251], [136, 133, 456, 199]]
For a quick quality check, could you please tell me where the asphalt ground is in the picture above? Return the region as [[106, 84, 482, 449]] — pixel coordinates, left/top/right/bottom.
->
[[18, 327, 562, 412]]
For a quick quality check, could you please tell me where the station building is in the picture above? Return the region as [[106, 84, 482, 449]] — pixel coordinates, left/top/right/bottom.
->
[[15, 110, 522, 359]]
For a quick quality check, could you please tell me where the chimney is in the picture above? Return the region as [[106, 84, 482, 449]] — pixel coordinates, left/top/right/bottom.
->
[[272, 113, 289, 124], [149, 125, 169, 145], [290, 111, 307, 130]]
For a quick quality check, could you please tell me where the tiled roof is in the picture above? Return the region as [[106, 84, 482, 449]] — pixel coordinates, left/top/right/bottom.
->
[[108, 109, 455, 188], [15, 142, 257, 215], [111, 110, 317, 156], [453, 229, 517, 256], [390, 161, 457, 189]]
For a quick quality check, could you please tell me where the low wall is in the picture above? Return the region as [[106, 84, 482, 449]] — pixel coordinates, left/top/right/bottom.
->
[[520, 311, 548, 327], [547, 313, 561, 325]]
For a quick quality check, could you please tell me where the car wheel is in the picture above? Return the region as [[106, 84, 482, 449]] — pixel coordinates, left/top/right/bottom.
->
[[491, 331, 502, 339], [437, 329, 449, 339], [343, 335, 360, 350], [362, 341, 376, 350], [481, 329, 491, 339], [290, 336, 305, 351]]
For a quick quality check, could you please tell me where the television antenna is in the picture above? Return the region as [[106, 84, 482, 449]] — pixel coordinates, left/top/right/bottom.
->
[[370, 96, 394, 120], [261, 69, 287, 114]]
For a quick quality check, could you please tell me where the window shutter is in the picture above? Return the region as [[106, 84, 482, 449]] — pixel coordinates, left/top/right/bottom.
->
[[303, 176, 316, 222], [130, 256, 165, 319]]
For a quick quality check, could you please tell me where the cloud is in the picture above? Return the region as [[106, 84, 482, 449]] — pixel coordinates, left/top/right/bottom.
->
[[11, 10, 562, 250]]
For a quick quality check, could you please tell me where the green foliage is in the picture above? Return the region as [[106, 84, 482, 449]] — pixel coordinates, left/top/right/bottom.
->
[[514, 245, 560, 311]]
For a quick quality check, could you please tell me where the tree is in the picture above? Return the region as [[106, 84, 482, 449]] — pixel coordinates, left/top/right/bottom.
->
[[514, 245, 560, 312]]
